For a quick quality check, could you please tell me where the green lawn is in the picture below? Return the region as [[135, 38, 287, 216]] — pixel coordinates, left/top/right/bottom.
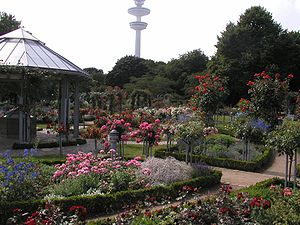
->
[[123, 144, 167, 159], [1, 144, 167, 161], [37, 123, 48, 129]]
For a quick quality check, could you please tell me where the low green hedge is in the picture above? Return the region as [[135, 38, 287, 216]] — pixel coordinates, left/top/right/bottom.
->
[[0, 170, 221, 224], [12, 138, 87, 149], [154, 147, 274, 172]]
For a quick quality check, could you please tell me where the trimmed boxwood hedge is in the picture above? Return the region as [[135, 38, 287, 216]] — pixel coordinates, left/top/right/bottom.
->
[[12, 138, 87, 149], [154, 147, 274, 172], [0, 170, 221, 224]]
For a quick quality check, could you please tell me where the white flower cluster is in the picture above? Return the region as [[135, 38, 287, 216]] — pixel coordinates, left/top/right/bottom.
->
[[203, 127, 219, 137], [139, 157, 194, 185], [174, 120, 204, 142]]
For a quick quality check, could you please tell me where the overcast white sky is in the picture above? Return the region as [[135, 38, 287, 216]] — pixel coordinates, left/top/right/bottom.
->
[[1, 0, 300, 73]]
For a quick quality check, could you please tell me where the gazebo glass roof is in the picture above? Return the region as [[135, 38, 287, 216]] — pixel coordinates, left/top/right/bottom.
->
[[0, 28, 88, 77]]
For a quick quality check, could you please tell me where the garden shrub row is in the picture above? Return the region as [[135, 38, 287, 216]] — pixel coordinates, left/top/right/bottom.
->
[[232, 177, 283, 199], [154, 146, 274, 172], [12, 138, 87, 149], [0, 170, 221, 224]]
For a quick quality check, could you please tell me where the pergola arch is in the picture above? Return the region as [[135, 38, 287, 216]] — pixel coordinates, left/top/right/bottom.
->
[[0, 28, 90, 143]]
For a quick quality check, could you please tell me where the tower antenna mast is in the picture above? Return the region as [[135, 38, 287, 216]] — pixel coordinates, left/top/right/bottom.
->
[[128, 0, 150, 58]]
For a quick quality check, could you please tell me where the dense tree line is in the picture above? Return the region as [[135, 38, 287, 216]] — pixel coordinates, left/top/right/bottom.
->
[[1, 7, 300, 107]]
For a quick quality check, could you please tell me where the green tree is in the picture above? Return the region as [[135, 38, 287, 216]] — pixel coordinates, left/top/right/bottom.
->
[[164, 49, 209, 97], [0, 11, 20, 35], [210, 6, 284, 104], [105, 56, 149, 87], [124, 75, 175, 97], [273, 31, 300, 92]]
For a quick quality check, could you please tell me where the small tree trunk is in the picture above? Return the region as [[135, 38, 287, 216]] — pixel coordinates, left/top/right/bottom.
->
[[59, 134, 63, 156], [289, 155, 293, 184], [189, 144, 193, 164], [285, 154, 288, 187], [94, 139, 97, 155], [145, 141, 149, 158], [294, 150, 297, 189], [166, 135, 170, 152], [247, 139, 250, 161], [185, 143, 189, 164], [150, 145, 153, 157]]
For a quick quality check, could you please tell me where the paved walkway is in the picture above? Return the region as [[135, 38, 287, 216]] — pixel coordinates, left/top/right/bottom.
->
[[216, 152, 300, 189]]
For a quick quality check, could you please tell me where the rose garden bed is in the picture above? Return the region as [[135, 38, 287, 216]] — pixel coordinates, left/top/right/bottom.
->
[[0, 150, 221, 224]]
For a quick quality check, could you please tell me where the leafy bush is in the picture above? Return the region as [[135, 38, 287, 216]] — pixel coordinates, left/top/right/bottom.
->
[[49, 174, 102, 197], [254, 190, 300, 224], [216, 124, 235, 136], [205, 134, 236, 147]]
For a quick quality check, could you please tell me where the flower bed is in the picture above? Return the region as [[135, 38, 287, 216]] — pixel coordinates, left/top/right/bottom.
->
[[154, 146, 274, 172], [90, 177, 299, 225], [0, 150, 221, 224], [0, 170, 221, 224]]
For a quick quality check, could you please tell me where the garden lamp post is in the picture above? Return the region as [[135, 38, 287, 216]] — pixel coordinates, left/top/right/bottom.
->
[[109, 129, 119, 157]]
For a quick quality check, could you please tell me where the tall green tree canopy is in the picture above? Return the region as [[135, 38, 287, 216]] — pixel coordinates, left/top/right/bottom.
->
[[124, 75, 175, 98], [164, 49, 209, 97], [105, 55, 150, 87], [209, 6, 299, 104], [0, 12, 20, 35]]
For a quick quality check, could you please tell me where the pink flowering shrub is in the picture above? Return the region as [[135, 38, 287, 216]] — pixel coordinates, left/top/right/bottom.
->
[[49, 153, 149, 197], [131, 120, 162, 146]]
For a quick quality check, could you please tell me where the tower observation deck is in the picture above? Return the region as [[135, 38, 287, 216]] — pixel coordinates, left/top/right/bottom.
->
[[128, 0, 150, 58]]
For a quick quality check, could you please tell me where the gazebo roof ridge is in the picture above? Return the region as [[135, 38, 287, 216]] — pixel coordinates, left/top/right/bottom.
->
[[0, 27, 89, 78], [0, 27, 42, 42]]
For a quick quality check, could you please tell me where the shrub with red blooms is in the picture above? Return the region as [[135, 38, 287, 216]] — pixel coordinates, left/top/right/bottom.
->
[[190, 73, 228, 124], [69, 205, 88, 221], [55, 123, 69, 135], [240, 71, 293, 126], [7, 202, 86, 225]]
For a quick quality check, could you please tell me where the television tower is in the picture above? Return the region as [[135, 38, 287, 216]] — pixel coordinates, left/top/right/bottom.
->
[[128, 0, 150, 58]]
